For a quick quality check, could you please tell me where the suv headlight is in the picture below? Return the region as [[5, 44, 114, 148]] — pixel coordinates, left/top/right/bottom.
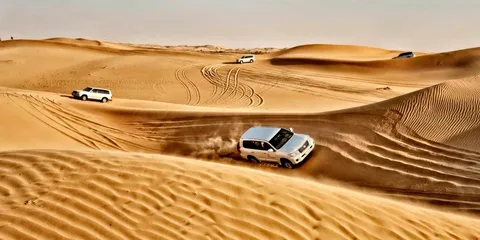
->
[[289, 150, 300, 157]]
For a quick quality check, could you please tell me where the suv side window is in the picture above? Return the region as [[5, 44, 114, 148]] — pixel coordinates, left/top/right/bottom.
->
[[243, 140, 271, 151], [93, 89, 99, 93], [242, 140, 261, 150], [242, 140, 255, 149], [258, 141, 272, 151]]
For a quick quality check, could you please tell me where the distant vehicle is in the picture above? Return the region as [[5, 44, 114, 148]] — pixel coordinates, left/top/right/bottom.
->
[[236, 55, 255, 64], [393, 51, 415, 59], [237, 126, 315, 169], [72, 87, 112, 103]]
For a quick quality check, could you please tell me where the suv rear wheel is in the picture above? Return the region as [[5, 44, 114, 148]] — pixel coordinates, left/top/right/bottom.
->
[[247, 156, 259, 163], [101, 97, 108, 103], [249, 59, 254, 63]]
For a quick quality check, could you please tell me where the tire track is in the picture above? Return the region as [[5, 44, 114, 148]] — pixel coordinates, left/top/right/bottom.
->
[[239, 66, 381, 104], [174, 64, 202, 106], [200, 64, 264, 107], [200, 64, 225, 105], [224, 67, 248, 106], [152, 78, 167, 95], [201, 64, 230, 105], [238, 80, 264, 107], [245, 74, 372, 104], [4, 93, 159, 152]]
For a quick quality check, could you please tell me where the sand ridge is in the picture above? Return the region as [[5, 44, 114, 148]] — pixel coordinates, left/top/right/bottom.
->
[[351, 75, 480, 152], [1, 149, 479, 240]]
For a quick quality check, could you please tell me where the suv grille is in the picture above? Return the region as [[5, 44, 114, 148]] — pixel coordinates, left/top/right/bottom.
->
[[298, 140, 309, 153]]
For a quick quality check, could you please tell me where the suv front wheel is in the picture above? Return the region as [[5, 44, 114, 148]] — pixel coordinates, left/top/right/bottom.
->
[[81, 95, 88, 101], [281, 159, 294, 169]]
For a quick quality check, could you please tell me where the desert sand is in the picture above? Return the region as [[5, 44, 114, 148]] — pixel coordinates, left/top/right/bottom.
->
[[1, 37, 480, 239]]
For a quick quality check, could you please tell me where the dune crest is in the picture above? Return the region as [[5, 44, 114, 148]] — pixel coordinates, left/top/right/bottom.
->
[[273, 43, 428, 61], [271, 45, 480, 83]]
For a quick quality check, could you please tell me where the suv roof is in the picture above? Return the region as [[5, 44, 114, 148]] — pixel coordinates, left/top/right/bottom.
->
[[398, 51, 414, 56], [240, 126, 281, 141], [87, 87, 111, 91]]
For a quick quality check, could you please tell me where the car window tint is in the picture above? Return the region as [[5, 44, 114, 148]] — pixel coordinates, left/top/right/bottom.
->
[[260, 141, 271, 150], [243, 140, 254, 149]]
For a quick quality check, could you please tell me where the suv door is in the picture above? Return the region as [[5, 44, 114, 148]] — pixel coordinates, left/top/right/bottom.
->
[[253, 140, 277, 162], [99, 89, 110, 99], [260, 141, 277, 162], [242, 140, 268, 161], [91, 89, 101, 100]]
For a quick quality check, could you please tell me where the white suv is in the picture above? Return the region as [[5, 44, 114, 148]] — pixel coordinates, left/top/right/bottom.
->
[[237, 126, 315, 169], [236, 55, 255, 64], [72, 87, 113, 103], [393, 51, 415, 59]]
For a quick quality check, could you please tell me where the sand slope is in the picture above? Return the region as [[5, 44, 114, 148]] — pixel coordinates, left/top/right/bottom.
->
[[2, 86, 480, 215], [351, 75, 480, 152], [1, 149, 479, 240], [2, 38, 480, 239], [3, 39, 474, 112]]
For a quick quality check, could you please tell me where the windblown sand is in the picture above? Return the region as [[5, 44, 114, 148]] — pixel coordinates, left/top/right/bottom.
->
[[1, 38, 480, 239]]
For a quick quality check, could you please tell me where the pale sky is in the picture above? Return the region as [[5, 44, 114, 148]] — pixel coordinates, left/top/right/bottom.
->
[[1, 0, 479, 52]]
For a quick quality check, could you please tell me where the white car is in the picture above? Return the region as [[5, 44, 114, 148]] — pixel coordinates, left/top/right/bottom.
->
[[236, 55, 255, 64], [393, 51, 415, 59], [72, 87, 112, 103], [237, 126, 315, 169]]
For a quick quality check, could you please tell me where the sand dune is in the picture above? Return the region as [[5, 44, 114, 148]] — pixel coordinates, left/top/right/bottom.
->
[[45, 37, 140, 50], [271, 45, 480, 84], [2, 85, 480, 215], [1, 149, 479, 240], [0, 39, 455, 112], [271, 43, 430, 61], [352, 75, 480, 152], [2, 38, 480, 239]]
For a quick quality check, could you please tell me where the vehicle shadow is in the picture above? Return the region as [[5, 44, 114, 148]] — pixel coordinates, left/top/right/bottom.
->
[[59, 94, 105, 102], [222, 61, 238, 65], [60, 94, 74, 99]]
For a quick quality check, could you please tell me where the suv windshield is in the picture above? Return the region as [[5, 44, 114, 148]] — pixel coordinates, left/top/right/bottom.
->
[[268, 128, 294, 149], [83, 87, 92, 91]]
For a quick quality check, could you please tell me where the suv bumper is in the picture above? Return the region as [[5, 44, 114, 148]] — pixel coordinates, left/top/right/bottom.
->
[[292, 140, 315, 164]]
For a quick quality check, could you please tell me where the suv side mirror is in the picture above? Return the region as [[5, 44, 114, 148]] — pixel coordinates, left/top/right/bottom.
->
[[268, 149, 274, 152], [289, 127, 294, 132]]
